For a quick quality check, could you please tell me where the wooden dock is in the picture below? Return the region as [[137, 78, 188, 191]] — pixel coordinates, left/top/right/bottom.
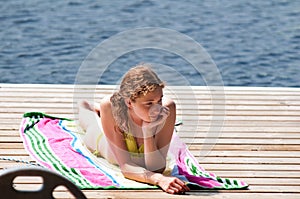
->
[[0, 84, 300, 199]]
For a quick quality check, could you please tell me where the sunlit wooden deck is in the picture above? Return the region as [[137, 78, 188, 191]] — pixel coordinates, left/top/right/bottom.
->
[[1, 84, 300, 199]]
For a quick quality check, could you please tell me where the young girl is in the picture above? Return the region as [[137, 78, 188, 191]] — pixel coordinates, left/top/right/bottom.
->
[[78, 64, 190, 194]]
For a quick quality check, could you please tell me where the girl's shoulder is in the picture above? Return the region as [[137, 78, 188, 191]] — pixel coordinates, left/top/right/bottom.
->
[[163, 97, 176, 109], [100, 95, 113, 112]]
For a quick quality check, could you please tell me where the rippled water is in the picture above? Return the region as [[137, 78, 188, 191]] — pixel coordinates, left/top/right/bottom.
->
[[1, 0, 299, 86]]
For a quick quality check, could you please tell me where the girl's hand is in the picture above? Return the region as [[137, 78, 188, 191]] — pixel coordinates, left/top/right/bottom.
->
[[142, 105, 170, 137], [158, 176, 190, 194]]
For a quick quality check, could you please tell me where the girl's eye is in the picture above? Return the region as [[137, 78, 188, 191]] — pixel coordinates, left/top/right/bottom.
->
[[156, 99, 162, 105], [145, 102, 153, 106]]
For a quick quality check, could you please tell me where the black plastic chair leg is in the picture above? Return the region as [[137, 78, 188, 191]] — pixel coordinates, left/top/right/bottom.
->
[[0, 167, 87, 199]]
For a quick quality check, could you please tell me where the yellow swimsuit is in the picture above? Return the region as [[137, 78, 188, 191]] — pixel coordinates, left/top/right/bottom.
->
[[124, 132, 144, 155], [93, 131, 144, 157]]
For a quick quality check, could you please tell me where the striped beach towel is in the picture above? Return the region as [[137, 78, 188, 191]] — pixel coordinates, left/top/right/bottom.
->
[[20, 112, 248, 190]]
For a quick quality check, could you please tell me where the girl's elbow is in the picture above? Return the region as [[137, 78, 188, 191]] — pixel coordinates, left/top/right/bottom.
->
[[153, 166, 166, 174], [147, 160, 166, 173]]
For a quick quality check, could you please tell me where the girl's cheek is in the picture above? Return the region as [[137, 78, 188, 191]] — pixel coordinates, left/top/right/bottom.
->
[[134, 107, 150, 121], [142, 108, 151, 121]]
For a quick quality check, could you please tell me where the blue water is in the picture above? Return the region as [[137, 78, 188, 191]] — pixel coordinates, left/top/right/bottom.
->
[[1, 0, 300, 87]]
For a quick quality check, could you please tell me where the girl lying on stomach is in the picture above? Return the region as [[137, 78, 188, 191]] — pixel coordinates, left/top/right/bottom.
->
[[79, 63, 189, 194]]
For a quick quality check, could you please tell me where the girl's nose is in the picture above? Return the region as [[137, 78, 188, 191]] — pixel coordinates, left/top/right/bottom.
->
[[148, 104, 163, 121]]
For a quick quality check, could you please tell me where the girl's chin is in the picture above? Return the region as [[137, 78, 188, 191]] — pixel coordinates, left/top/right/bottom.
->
[[143, 117, 156, 123], [143, 119, 152, 123], [141, 115, 161, 124]]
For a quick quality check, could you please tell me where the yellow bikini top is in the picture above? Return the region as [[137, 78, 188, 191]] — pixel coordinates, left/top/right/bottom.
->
[[124, 132, 144, 155]]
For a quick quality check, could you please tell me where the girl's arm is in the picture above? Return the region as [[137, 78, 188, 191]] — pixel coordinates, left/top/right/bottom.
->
[[120, 162, 189, 194], [99, 98, 163, 182], [142, 98, 176, 172], [99, 96, 134, 167], [100, 96, 189, 194]]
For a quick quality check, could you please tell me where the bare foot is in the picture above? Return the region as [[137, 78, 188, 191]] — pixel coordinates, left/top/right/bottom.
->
[[79, 100, 100, 116]]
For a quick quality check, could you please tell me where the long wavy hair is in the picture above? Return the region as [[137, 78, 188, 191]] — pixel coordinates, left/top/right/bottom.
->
[[110, 63, 165, 133]]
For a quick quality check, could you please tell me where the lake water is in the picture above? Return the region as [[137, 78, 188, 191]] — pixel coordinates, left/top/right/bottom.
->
[[1, 0, 300, 87]]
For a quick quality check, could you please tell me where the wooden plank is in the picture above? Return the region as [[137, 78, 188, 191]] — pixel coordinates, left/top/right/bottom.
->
[[0, 143, 24, 149], [7, 186, 300, 198], [200, 164, 300, 171], [0, 149, 29, 155], [8, 183, 300, 194], [3, 102, 300, 113], [2, 102, 300, 112], [182, 138, 300, 145], [198, 157, 300, 165], [1, 84, 300, 198], [2, 94, 300, 104], [2, 109, 300, 121], [3, 131, 300, 141], [2, 83, 300, 92], [2, 119, 300, 128], [2, 124, 300, 135], [232, 178, 300, 185], [1, 86, 300, 98], [11, 176, 300, 186], [2, 97, 300, 108], [3, 135, 300, 145], [5, 186, 299, 199], [2, 149, 300, 158], [190, 151, 300, 158], [76, 192, 300, 199], [191, 144, 300, 151], [0, 137, 23, 142]]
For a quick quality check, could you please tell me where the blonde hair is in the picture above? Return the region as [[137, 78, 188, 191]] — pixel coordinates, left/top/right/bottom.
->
[[110, 63, 165, 133]]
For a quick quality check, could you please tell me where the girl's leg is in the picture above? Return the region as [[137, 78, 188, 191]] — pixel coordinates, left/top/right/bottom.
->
[[78, 100, 102, 151]]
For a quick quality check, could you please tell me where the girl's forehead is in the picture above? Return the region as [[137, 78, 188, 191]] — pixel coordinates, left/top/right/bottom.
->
[[136, 87, 163, 101]]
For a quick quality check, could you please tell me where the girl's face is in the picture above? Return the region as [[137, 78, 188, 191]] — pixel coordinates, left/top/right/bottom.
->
[[129, 86, 163, 124]]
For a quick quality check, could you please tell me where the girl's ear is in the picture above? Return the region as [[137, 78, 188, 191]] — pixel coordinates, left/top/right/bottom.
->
[[124, 99, 132, 108]]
